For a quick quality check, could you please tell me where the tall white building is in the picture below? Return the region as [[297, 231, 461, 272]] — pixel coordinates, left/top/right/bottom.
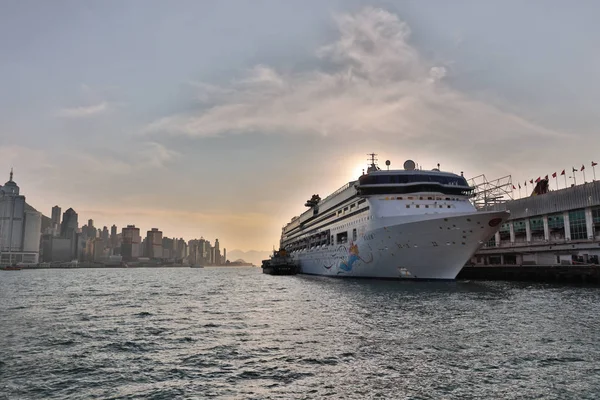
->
[[0, 170, 41, 265]]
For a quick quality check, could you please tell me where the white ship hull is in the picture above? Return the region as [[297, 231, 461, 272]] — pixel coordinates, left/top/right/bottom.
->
[[293, 211, 507, 280]]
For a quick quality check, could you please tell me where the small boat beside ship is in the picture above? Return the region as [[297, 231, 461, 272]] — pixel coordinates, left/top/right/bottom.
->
[[1, 265, 23, 271], [261, 249, 298, 275]]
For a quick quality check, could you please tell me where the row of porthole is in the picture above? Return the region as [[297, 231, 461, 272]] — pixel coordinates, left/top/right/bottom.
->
[[407, 204, 455, 209], [383, 196, 468, 201]]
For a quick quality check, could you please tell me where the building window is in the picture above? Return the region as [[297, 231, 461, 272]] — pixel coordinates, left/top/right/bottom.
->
[[569, 209, 587, 240], [352, 228, 357, 241]]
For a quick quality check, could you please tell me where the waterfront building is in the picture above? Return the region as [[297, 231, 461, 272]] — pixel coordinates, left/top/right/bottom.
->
[[0, 170, 42, 265], [473, 180, 600, 265], [146, 228, 163, 259], [102, 226, 109, 242], [121, 225, 141, 261], [40, 234, 73, 262], [177, 238, 187, 260]]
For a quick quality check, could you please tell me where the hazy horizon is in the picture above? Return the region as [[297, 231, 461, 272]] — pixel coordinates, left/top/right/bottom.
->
[[2, 1, 600, 251]]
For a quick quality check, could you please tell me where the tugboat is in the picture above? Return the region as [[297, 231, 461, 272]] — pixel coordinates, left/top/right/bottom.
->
[[261, 249, 298, 275]]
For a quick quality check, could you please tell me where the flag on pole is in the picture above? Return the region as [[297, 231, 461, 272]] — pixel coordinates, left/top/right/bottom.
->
[[512, 185, 516, 190], [530, 179, 534, 184], [544, 175, 548, 180], [573, 167, 577, 172], [524, 181, 527, 187], [518, 183, 521, 189], [552, 172, 557, 178], [581, 165, 585, 171], [561, 169, 565, 175], [535, 177, 541, 183], [593, 161, 598, 167]]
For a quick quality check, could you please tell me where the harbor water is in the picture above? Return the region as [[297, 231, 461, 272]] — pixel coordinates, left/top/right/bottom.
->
[[1, 267, 599, 399]]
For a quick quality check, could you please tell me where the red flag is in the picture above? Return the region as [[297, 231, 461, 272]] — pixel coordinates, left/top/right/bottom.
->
[[593, 161, 598, 167], [535, 177, 541, 183], [552, 172, 557, 178], [530, 179, 534, 184], [581, 164, 585, 171], [512, 185, 516, 190], [560, 169, 565, 176], [524, 181, 527, 186], [544, 175, 548, 180]]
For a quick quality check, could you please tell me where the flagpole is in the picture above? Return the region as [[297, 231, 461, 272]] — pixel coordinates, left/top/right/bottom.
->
[[555, 176, 558, 190], [518, 187, 521, 198], [583, 169, 586, 183], [573, 170, 577, 186], [594, 165, 597, 181], [564, 173, 567, 188]]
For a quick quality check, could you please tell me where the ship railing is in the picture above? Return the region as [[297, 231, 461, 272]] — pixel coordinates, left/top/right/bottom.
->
[[283, 181, 357, 229], [319, 181, 356, 206]]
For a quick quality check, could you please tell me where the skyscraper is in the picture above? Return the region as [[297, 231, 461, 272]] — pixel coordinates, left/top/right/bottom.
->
[[214, 238, 221, 266], [60, 208, 78, 239], [102, 226, 109, 242], [0, 170, 42, 265], [146, 228, 163, 259], [51, 205, 61, 230], [110, 224, 118, 248], [121, 225, 141, 261]]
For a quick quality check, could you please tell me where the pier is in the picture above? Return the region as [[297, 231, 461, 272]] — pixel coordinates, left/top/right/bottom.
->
[[458, 264, 600, 284]]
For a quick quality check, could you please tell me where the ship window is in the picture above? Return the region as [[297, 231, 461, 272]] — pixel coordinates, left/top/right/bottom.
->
[[419, 196, 423, 200], [447, 205, 451, 208], [397, 197, 403, 200], [406, 205, 410, 208], [336, 232, 348, 244], [425, 205, 429, 208], [352, 229, 357, 241], [416, 205, 420, 208], [428, 197, 433, 200]]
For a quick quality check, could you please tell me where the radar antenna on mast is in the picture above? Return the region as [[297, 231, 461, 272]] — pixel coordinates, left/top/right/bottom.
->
[[366, 153, 380, 173]]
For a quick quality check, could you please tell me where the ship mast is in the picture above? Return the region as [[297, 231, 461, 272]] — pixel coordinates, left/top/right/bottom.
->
[[367, 153, 380, 173]]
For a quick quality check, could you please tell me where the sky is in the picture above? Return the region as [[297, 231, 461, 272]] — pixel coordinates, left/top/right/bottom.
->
[[1, 0, 600, 251]]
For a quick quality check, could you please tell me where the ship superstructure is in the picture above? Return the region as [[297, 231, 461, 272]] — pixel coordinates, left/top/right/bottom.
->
[[280, 155, 509, 279]]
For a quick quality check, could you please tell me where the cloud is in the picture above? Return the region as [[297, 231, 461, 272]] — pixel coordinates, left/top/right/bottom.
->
[[56, 102, 109, 118], [144, 7, 563, 151]]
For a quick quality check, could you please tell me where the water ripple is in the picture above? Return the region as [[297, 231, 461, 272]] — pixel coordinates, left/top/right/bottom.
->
[[1, 268, 600, 399]]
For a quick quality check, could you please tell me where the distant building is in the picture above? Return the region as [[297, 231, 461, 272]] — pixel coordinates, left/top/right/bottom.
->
[[121, 225, 141, 261], [0, 170, 42, 265], [51, 205, 61, 230], [214, 238, 221, 265], [101, 226, 109, 242], [176, 238, 187, 260], [146, 228, 163, 259], [60, 208, 78, 239], [110, 224, 118, 248]]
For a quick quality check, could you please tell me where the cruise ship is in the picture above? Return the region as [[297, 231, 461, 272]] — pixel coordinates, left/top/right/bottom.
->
[[280, 155, 509, 279]]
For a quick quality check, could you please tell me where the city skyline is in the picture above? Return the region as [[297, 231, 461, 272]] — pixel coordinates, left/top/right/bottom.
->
[[2, 2, 600, 251]]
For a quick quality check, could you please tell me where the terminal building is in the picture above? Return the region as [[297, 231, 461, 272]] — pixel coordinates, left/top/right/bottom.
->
[[472, 179, 600, 266]]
